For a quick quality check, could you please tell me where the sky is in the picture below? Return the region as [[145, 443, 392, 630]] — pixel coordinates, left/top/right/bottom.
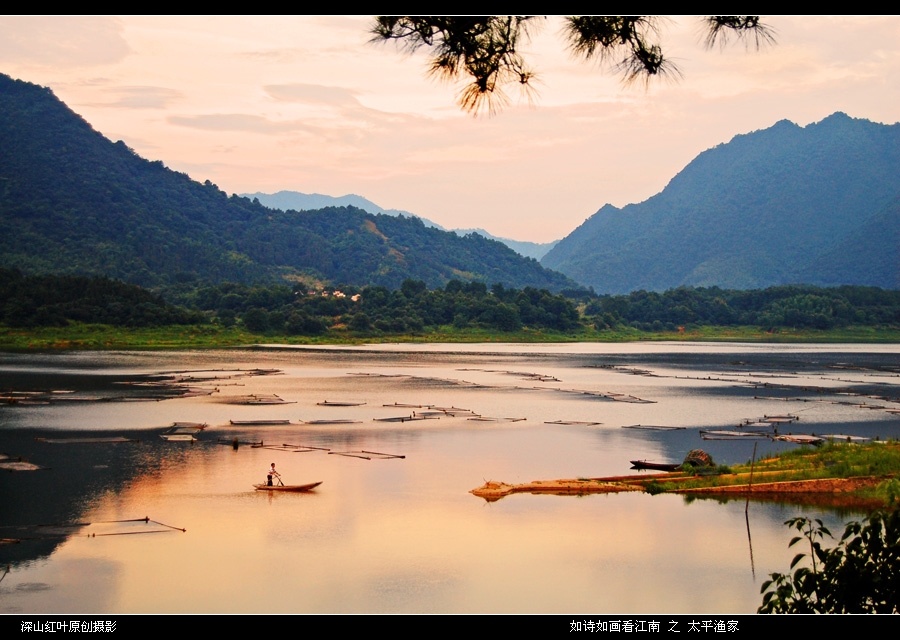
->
[[1, 16, 898, 242]]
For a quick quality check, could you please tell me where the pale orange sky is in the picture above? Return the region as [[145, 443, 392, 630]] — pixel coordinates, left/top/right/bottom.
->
[[2, 16, 898, 242]]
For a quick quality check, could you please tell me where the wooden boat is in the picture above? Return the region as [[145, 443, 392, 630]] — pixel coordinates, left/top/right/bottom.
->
[[773, 434, 824, 445], [253, 481, 322, 492], [160, 434, 197, 442], [171, 421, 207, 429], [700, 429, 769, 440], [621, 424, 685, 431], [374, 415, 436, 422], [630, 460, 681, 472], [37, 436, 137, 444]]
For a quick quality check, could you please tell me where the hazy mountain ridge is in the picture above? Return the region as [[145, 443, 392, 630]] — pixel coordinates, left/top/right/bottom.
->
[[242, 191, 443, 228], [245, 191, 558, 259], [0, 73, 575, 292], [542, 113, 900, 293], [452, 229, 559, 260]]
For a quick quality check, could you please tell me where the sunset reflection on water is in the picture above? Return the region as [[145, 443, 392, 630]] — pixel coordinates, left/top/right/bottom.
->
[[1, 343, 897, 613]]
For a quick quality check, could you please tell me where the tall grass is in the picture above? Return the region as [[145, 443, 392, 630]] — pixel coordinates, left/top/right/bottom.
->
[[3, 322, 899, 351]]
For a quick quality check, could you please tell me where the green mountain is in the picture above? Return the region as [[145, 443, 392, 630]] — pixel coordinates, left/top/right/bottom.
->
[[242, 190, 442, 228], [0, 74, 575, 292], [453, 228, 559, 260], [542, 113, 900, 293], [245, 190, 558, 259]]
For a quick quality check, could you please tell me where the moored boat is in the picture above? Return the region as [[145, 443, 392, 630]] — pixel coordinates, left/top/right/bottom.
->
[[161, 434, 197, 442], [630, 460, 681, 472]]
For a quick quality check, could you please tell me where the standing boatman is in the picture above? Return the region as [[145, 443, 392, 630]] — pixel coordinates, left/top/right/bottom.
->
[[267, 462, 281, 486]]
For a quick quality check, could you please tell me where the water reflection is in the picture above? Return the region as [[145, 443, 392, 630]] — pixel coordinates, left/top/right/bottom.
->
[[0, 343, 897, 613]]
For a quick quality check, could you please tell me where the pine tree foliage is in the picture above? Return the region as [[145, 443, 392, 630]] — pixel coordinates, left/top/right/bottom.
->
[[372, 16, 774, 114]]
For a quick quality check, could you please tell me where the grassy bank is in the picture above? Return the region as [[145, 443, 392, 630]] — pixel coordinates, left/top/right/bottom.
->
[[1, 322, 898, 350], [644, 441, 900, 506], [658, 441, 900, 487], [474, 442, 900, 509]]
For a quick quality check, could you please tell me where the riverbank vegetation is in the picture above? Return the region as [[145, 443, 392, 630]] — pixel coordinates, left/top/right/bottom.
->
[[1, 269, 897, 349], [646, 441, 900, 504], [759, 501, 900, 613], [472, 442, 900, 511], [3, 323, 900, 351]]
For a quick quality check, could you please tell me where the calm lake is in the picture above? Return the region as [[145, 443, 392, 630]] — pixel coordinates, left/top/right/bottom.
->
[[1, 342, 898, 613]]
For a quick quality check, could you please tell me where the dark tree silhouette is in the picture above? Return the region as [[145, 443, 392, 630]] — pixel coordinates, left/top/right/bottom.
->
[[760, 506, 900, 614], [371, 16, 775, 115]]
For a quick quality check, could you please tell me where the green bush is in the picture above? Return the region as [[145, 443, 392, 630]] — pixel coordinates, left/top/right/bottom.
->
[[644, 481, 666, 495], [759, 506, 900, 613]]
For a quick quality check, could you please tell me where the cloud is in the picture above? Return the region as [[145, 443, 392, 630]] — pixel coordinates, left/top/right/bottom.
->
[[240, 48, 304, 63], [94, 86, 183, 109], [264, 83, 360, 106], [0, 16, 130, 67], [168, 113, 311, 134]]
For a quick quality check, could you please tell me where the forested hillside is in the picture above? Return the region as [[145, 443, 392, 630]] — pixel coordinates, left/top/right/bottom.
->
[[247, 190, 557, 259], [243, 190, 433, 225], [0, 74, 575, 292], [542, 113, 900, 293]]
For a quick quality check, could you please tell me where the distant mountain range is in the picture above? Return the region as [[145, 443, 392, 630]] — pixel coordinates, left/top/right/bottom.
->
[[452, 229, 558, 261], [542, 113, 899, 293], [245, 190, 559, 260], [0, 73, 575, 292], [2, 71, 894, 297], [243, 191, 433, 225]]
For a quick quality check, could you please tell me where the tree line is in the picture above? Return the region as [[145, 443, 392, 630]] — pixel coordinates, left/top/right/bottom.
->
[[585, 285, 900, 331], [175, 278, 580, 335], [2, 270, 897, 335], [0, 268, 201, 328]]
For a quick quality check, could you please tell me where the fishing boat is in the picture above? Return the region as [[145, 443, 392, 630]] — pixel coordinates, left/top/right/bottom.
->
[[773, 434, 825, 445], [160, 433, 197, 442], [374, 414, 436, 422], [253, 481, 322, 492], [700, 429, 769, 440], [171, 421, 207, 430]]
